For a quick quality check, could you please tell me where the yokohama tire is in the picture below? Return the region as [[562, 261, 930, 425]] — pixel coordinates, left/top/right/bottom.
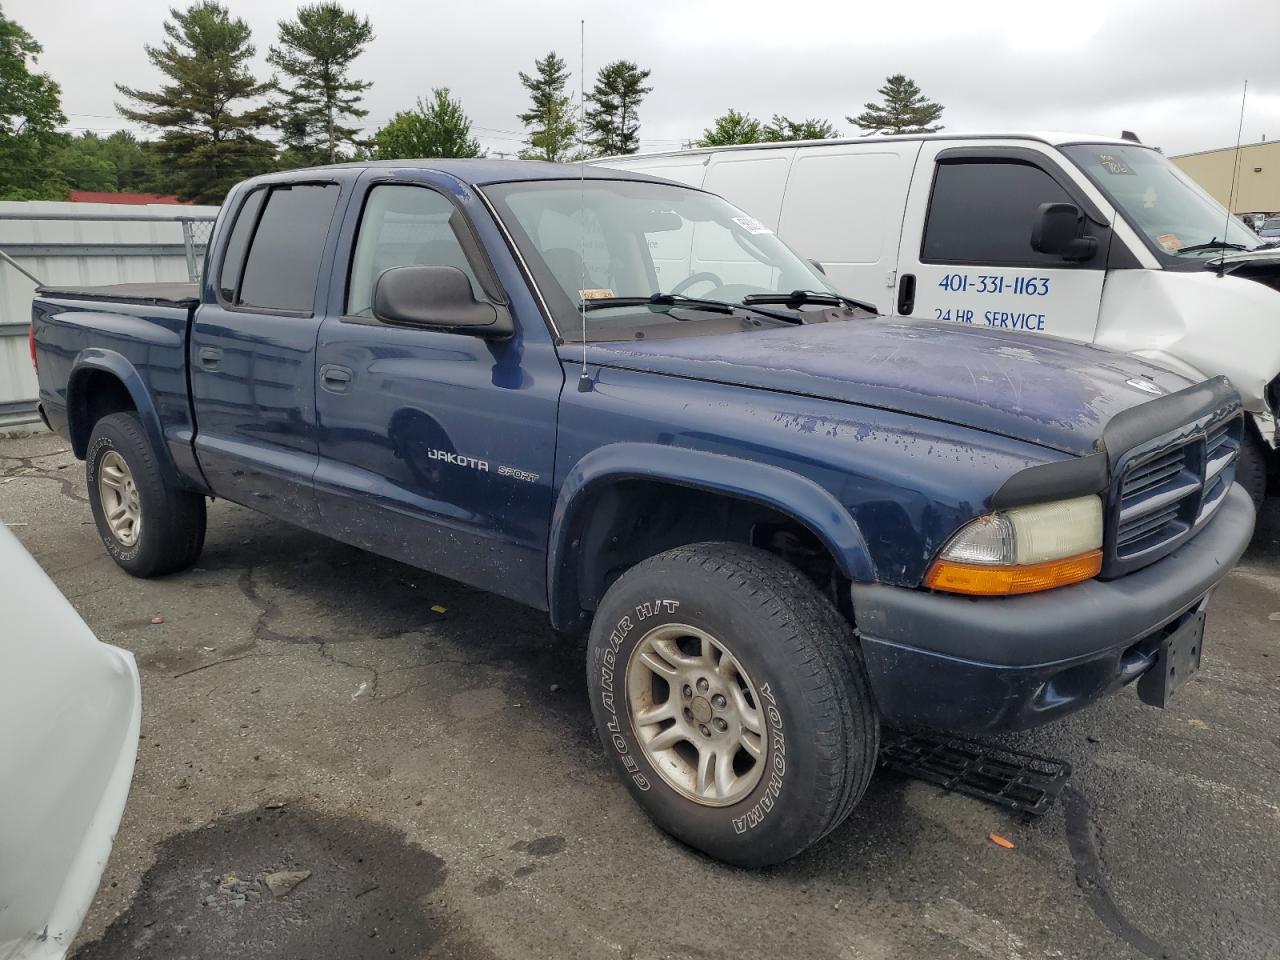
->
[[86, 412, 207, 578], [586, 542, 878, 867]]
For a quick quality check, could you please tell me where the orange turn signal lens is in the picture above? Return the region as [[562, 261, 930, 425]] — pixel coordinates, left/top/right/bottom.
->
[[925, 549, 1103, 596]]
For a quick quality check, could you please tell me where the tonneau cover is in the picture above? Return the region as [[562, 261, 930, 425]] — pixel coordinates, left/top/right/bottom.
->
[[36, 282, 200, 307]]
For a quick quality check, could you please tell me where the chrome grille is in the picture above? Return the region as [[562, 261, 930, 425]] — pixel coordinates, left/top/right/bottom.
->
[[1109, 414, 1241, 573]]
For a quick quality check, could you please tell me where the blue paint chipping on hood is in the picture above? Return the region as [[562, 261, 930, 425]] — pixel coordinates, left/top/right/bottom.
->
[[584, 318, 1195, 456]]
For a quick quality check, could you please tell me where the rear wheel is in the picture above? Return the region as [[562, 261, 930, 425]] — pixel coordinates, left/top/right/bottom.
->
[[586, 542, 878, 867], [87, 412, 206, 577]]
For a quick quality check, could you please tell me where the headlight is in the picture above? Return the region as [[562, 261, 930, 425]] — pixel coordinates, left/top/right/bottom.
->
[[925, 495, 1103, 596]]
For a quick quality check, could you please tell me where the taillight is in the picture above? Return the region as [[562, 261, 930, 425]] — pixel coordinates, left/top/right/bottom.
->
[[29, 322, 37, 370]]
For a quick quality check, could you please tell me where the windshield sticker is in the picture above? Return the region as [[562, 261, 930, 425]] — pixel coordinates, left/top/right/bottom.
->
[[579, 288, 616, 300], [1098, 153, 1135, 175], [1156, 233, 1183, 253], [732, 215, 774, 235]]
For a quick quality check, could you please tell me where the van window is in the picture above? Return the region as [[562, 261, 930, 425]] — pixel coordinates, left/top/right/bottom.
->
[[347, 185, 483, 317], [922, 161, 1074, 265], [237, 183, 341, 312], [217, 188, 265, 303]]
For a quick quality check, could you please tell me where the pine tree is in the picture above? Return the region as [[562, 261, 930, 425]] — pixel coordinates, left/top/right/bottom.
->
[[268, 3, 373, 166], [848, 74, 944, 136], [517, 52, 578, 162], [372, 89, 483, 160], [0, 6, 68, 200], [585, 60, 651, 156], [697, 109, 763, 147], [763, 114, 839, 142], [116, 2, 275, 203]]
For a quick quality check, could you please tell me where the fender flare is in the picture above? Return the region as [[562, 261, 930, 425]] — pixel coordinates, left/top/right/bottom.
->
[[547, 442, 876, 630], [67, 348, 183, 485]]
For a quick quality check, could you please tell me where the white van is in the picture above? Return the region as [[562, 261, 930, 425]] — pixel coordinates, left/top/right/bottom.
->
[[599, 133, 1280, 500]]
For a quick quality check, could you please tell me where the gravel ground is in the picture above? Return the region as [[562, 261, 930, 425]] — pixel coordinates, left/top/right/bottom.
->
[[3, 429, 1278, 960]]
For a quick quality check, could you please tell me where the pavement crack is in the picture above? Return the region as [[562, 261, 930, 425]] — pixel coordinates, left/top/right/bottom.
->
[[2, 456, 89, 504], [236, 566, 380, 693], [1062, 784, 1181, 960]]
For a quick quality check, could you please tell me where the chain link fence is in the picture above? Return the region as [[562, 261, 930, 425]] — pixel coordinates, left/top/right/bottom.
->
[[176, 216, 217, 282]]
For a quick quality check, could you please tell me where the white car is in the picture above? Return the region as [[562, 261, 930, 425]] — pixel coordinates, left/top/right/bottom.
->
[[601, 132, 1280, 501], [0, 524, 140, 960]]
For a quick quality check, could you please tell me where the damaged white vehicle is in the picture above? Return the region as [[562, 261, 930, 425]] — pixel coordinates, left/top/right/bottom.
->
[[0, 525, 140, 960]]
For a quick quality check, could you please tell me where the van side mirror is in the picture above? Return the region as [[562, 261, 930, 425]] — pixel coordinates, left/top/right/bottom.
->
[[372, 265, 512, 337], [1029, 203, 1100, 261], [1031, 202, 1098, 261]]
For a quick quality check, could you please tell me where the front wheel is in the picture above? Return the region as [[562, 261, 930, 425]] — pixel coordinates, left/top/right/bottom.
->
[[586, 542, 878, 867]]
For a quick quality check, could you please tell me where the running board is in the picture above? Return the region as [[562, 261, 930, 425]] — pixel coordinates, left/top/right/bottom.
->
[[878, 728, 1072, 816]]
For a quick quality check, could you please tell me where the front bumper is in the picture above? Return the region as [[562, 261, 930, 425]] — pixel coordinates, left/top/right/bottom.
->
[[853, 482, 1255, 733]]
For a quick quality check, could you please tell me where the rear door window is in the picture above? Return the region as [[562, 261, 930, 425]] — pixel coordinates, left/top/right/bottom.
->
[[236, 183, 341, 313], [923, 161, 1074, 265]]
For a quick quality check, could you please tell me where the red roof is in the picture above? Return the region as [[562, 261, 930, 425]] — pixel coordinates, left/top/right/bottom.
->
[[68, 191, 190, 205]]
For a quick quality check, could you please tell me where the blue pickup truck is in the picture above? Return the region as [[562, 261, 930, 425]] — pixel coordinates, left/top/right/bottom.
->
[[31, 160, 1254, 866]]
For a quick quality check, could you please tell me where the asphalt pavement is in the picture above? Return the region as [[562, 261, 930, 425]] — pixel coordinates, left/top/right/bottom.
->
[[2, 429, 1277, 960]]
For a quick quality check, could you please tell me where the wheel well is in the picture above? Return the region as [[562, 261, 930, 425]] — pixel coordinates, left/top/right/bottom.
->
[[560, 479, 849, 627], [69, 370, 136, 458]]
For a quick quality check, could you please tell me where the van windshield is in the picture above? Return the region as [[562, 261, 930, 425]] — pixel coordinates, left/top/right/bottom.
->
[[483, 178, 835, 341], [1062, 143, 1263, 262]]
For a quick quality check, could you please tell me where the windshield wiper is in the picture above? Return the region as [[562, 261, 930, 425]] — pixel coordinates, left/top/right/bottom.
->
[[1176, 238, 1250, 255], [742, 289, 877, 313], [581, 293, 735, 315], [582, 293, 804, 324]]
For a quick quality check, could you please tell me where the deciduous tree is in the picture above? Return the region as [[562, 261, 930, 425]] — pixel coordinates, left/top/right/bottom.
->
[[0, 6, 68, 200], [763, 114, 839, 142], [116, 1, 276, 203], [848, 74, 944, 136], [697, 109, 763, 147], [51, 132, 160, 193], [517, 52, 578, 162], [372, 89, 483, 160], [268, 3, 373, 166], [585, 59, 651, 156]]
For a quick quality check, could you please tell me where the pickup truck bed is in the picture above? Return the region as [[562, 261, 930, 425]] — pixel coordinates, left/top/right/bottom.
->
[[36, 283, 200, 307]]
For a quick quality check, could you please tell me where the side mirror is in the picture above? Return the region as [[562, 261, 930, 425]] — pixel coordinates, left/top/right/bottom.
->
[[1031, 202, 1098, 261], [372, 265, 512, 337], [809, 259, 827, 275]]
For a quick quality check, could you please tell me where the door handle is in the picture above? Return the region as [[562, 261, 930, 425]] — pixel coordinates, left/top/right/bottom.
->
[[197, 346, 222, 368], [896, 273, 916, 315], [319, 364, 353, 392]]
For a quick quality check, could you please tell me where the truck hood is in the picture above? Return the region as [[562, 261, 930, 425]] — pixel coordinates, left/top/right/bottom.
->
[[583, 318, 1194, 457]]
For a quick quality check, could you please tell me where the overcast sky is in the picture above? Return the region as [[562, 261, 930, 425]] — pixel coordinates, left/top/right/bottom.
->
[[11, 0, 1280, 158]]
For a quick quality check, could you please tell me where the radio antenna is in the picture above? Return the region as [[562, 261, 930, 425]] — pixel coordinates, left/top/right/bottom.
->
[[576, 18, 593, 392], [1219, 80, 1248, 278]]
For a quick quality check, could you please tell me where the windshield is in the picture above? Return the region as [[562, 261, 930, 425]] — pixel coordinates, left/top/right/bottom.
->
[[1061, 143, 1263, 260], [483, 178, 835, 341]]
